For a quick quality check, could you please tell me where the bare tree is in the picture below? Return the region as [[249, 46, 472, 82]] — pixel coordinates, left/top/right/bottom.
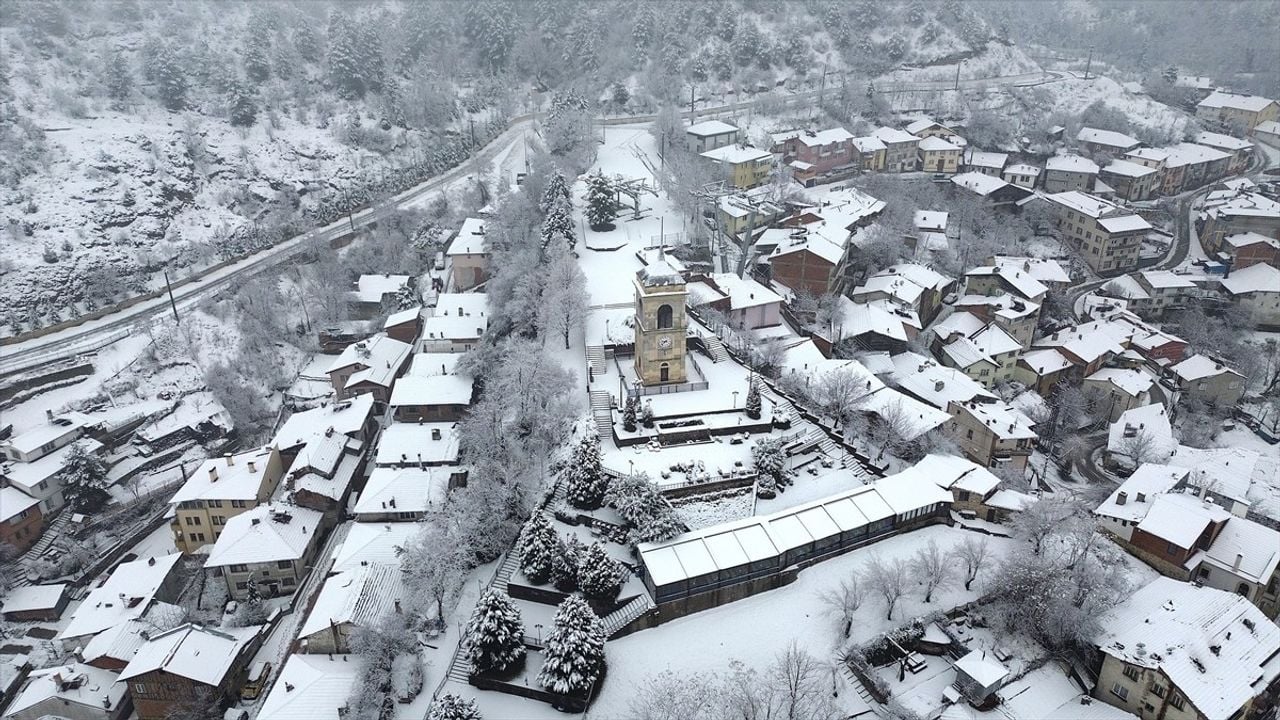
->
[[1010, 496, 1085, 556], [954, 535, 992, 591], [868, 399, 918, 461], [771, 642, 841, 720], [864, 554, 909, 620], [1115, 426, 1163, 468], [398, 522, 470, 628], [537, 242, 589, 349], [909, 538, 951, 603], [818, 573, 865, 638], [807, 366, 877, 430]]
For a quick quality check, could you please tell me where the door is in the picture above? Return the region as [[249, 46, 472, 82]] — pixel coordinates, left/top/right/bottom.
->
[[660, 363, 670, 382]]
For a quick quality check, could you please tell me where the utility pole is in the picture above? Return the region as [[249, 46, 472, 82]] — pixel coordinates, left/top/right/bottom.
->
[[954, 62, 962, 92], [163, 269, 180, 325], [689, 84, 696, 121], [818, 66, 828, 111], [1084, 45, 1094, 80]]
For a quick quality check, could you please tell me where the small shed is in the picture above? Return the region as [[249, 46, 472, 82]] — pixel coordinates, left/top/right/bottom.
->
[[1, 584, 69, 622], [953, 650, 1009, 705]]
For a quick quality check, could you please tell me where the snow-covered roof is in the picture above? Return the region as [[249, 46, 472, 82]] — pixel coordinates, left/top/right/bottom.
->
[[447, 217, 487, 256], [1086, 367, 1155, 397], [1045, 154, 1099, 174], [5, 662, 128, 717], [941, 336, 995, 370], [351, 275, 410, 304], [0, 583, 66, 614], [300, 562, 403, 640], [388, 374, 474, 407], [1165, 142, 1232, 169], [172, 446, 277, 504], [954, 649, 1009, 687], [1137, 493, 1230, 549], [965, 150, 1007, 169], [1096, 463, 1190, 523], [1221, 262, 1280, 296], [1102, 158, 1159, 178], [257, 653, 361, 720], [353, 466, 452, 517], [1098, 577, 1280, 720], [853, 274, 926, 306], [1139, 270, 1197, 290], [58, 553, 182, 641], [273, 395, 374, 451], [291, 448, 361, 503], [952, 401, 1037, 440], [291, 433, 350, 478], [951, 171, 1011, 197], [889, 353, 996, 409], [383, 307, 420, 330], [1194, 132, 1253, 153], [708, 273, 784, 310], [701, 144, 773, 164], [1171, 354, 1243, 382], [1077, 127, 1141, 150], [852, 136, 887, 153], [0, 486, 39, 523], [905, 119, 951, 135], [204, 503, 322, 568], [1256, 120, 1280, 135], [1198, 90, 1277, 113], [986, 489, 1036, 512], [1192, 515, 1280, 585], [1107, 403, 1177, 460], [1098, 213, 1153, 234], [1018, 348, 1074, 376], [1033, 317, 1137, 363], [859, 390, 950, 441], [332, 522, 420, 573], [918, 136, 962, 152], [686, 120, 738, 137], [829, 298, 918, 344], [1201, 190, 1280, 221], [914, 210, 949, 232], [374, 423, 459, 466], [1046, 190, 1117, 218], [3, 412, 94, 456], [779, 339, 829, 378], [965, 264, 1049, 300], [640, 468, 949, 586], [769, 229, 845, 266], [434, 292, 488, 318], [913, 453, 1001, 496], [119, 623, 257, 685], [1223, 231, 1280, 251], [80, 606, 186, 666], [771, 127, 853, 147], [421, 314, 488, 342], [1003, 163, 1040, 177], [871, 126, 919, 145], [406, 352, 465, 378], [327, 334, 413, 381]]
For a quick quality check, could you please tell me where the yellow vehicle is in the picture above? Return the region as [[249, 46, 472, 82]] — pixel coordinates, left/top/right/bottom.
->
[[240, 661, 272, 701]]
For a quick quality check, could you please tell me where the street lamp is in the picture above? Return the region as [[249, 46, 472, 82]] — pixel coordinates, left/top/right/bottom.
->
[[629, 459, 635, 476], [732, 390, 739, 409], [535, 623, 543, 645]]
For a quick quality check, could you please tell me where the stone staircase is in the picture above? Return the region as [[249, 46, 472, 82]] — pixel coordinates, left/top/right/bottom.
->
[[491, 549, 523, 595], [601, 593, 657, 637], [704, 335, 730, 363], [29, 511, 70, 556], [586, 345, 607, 378], [589, 390, 614, 438]]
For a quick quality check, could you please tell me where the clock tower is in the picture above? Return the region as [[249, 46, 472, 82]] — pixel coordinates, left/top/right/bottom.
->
[[633, 262, 688, 386]]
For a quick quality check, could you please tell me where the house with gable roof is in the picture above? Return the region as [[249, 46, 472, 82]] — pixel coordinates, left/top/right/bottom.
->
[[120, 623, 260, 720], [204, 502, 324, 600], [1167, 355, 1246, 407]]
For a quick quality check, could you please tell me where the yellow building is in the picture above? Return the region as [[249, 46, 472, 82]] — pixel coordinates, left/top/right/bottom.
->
[[918, 136, 963, 174], [700, 145, 773, 189], [169, 446, 284, 554], [633, 263, 688, 386], [1196, 91, 1279, 134]]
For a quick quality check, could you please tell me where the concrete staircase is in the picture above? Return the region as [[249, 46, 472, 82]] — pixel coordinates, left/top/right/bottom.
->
[[589, 390, 614, 438], [601, 593, 656, 637], [29, 511, 69, 556], [704, 335, 730, 363], [445, 654, 473, 683], [491, 550, 522, 595], [586, 345, 607, 378]]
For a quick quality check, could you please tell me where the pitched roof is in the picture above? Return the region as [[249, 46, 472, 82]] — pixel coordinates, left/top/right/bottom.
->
[[299, 563, 403, 640], [1045, 154, 1100, 174], [332, 522, 420, 573], [203, 504, 323, 568], [1095, 463, 1190, 523], [172, 447, 277, 504], [889, 353, 996, 409], [769, 229, 845, 266], [1137, 493, 1230, 549], [374, 423, 459, 466], [273, 395, 374, 451], [350, 275, 410, 304], [58, 553, 183, 641], [687, 120, 738, 137], [952, 401, 1037, 440], [383, 307, 420, 329], [1107, 403, 1177, 460], [1197, 90, 1277, 113], [701, 144, 772, 164], [326, 334, 413, 382], [1086, 367, 1155, 397], [913, 453, 1001, 496], [966, 264, 1048, 300], [353, 466, 452, 517], [918, 136, 962, 152], [119, 623, 257, 685], [1223, 231, 1280, 251], [708, 273, 784, 310], [951, 171, 1012, 197], [0, 583, 67, 614], [871, 126, 919, 145], [1102, 158, 1159, 178], [0, 486, 39, 523], [1096, 578, 1280, 720], [1194, 132, 1253, 152], [1077, 127, 1141, 149], [388, 374, 475, 407], [447, 217, 487, 256], [257, 653, 361, 720], [1191, 516, 1280, 585], [1221, 262, 1280, 296], [1171, 354, 1243, 382], [5, 662, 128, 716], [965, 150, 1008, 169]]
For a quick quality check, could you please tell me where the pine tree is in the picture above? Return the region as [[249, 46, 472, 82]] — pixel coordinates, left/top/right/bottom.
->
[[104, 47, 132, 107], [584, 173, 618, 231], [393, 283, 418, 311], [516, 513, 558, 584], [154, 43, 188, 111], [565, 435, 607, 510], [540, 170, 571, 214], [752, 437, 787, 499], [640, 400, 654, 429], [745, 379, 762, 420], [327, 13, 365, 99], [538, 595, 605, 695], [293, 22, 320, 63], [551, 536, 582, 593], [428, 694, 482, 720], [227, 79, 258, 127], [540, 198, 575, 254], [356, 20, 385, 93], [622, 394, 637, 432], [243, 23, 272, 83], [60, 442, 109, 512], [577, 543, 623, 604], [463, 589, 526, 674]]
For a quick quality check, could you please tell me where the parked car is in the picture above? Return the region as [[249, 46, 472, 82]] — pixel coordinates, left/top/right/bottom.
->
[[241, 661, 272, 701]]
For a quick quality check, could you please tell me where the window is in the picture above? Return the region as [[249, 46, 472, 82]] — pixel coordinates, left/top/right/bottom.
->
[[236, 581, 248, 590], [134, 683, 147, 694], [194, 532, 205, 542], [232, 499, 247, 508], [1237, 582, 1251, 597], [277, 560, 293, 570], [1110, 683, 1129, 701], [1122, 665, 1140, 681], [213, 515, 225, 526], [230, 564, 248, 573], [966, 429, 974, 439], [958, 491, 971, 502], [1169, 694, 1184, 711], [656, 304, 674, 330], [208, 499, 222, 508], [1166, 542, 1180, 556], [1150, 683, 1166, 698], [283, 576, 296, 586]]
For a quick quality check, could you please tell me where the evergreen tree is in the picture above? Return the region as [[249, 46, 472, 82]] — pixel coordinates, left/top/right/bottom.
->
[[540, 170, 571, 214], [540, 198, 575, 254], [640, 400, 654, 429], [551, 536, 582, 593], [293, 21, 320, 63], [227, 79, 258, 127], [622, 394, 637, 432], [538, 595, 605, 695], [327, 13, 365, 99], [745, 379, 762, 420], [393, 283, 418, 311], [605, 473, 683, 544], [60, 442, 109, 512], [154, 43, 188, 111], [243, 23, 272, 83], [428, 694, 482, 720], [104, 47, 132, 107], [577, 543, 623, 604], [752, 437, 788, 499], [584, 173, 618, 231], [516, 513, 558, 584], [356, 20, 385, 93], [565, 435, 607, 510], [463, 589, 526, 674]]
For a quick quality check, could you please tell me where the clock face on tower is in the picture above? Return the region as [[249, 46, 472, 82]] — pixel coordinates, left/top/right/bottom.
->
[[658, 336, 673, 350]]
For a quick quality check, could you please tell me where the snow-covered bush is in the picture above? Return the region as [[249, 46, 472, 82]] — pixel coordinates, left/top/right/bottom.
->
[[516, 513, 559, 584], [564, 435, 607, 510], [429, 694, 482, 720], [577, 542, 624, 604], [605, 472, 684, 544], [551, 536, 584, 593], [538, 595, 606, 695], [463, 589, 526, 675]]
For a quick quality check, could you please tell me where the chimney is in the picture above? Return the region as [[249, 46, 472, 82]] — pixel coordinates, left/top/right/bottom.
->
[[46, 409, 54, 423], [251, 517, 261, 525], [1116, 491, 1128, 505], [1135, 492, 1146, 503], [431, 428, 442, 441], [1233, 553, 1243, 571], [248, 461, 257, 473], [148, 557, 156, 566], [226, 453, 234, 466], [935, 380, 945, 392], [394, 600, 402, 614], [209, 467, 218, 482]]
